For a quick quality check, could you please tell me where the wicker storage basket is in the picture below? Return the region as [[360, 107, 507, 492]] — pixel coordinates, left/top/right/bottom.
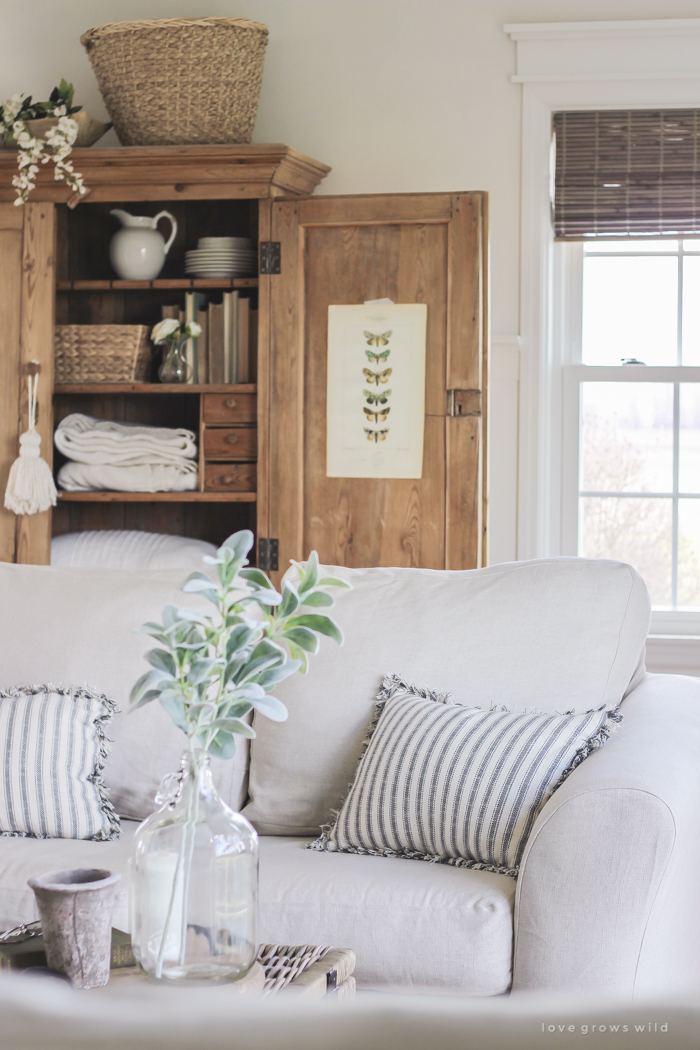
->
[[55, 325, 152, 383], [80, 17, 269, 146]]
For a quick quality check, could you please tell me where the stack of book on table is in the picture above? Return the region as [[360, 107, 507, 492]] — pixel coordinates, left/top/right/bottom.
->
[[161, 292, 256, 384]]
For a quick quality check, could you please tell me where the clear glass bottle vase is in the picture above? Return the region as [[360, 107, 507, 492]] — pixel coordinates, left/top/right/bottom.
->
[[158, 336, 191, 383], [129, 749, 258, 982]]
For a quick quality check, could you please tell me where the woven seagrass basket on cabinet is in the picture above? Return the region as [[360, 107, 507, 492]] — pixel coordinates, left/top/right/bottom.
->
[[80, 17, 269, 146], [55, 325, 152, 384]]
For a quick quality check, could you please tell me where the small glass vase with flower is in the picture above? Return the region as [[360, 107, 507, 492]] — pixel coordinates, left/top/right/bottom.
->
[[151, 318, 202, 384]]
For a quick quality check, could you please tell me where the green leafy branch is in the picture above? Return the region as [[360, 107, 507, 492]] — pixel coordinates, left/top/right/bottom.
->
[[129, 530, 350, 760]]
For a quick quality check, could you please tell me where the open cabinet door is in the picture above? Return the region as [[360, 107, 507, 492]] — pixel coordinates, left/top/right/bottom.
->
[[262, 192, 487, 579]]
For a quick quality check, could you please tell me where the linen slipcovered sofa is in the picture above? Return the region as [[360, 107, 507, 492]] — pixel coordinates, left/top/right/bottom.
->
[[2, 977, 700, 1050], [0, 557, 698, 997]]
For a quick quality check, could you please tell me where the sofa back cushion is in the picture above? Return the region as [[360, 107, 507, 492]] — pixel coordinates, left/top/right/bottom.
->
[[0, 563, 248, 821], [242, 558, 650, 836]]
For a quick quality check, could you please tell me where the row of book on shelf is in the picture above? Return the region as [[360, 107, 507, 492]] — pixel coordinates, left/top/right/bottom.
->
[[161, 292, 257, 384]]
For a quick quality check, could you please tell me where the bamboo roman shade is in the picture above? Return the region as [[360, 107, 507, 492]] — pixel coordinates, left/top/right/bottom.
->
[[553, 110, 700, 239]]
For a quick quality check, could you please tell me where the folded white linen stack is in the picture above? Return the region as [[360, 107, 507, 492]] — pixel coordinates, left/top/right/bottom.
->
[[55, 414, 199, 493], [57, 462, 197, 492]]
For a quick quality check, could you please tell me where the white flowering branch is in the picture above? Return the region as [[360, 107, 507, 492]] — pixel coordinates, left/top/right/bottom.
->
[[1, 89, 87, 206]]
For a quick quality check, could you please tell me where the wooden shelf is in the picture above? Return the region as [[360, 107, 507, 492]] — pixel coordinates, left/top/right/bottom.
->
[[56, 278, 258, 291], [57, 491, 256, 502], [53, 383, 257, 395]]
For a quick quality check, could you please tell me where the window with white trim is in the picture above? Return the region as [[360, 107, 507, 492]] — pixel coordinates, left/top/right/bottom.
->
[[553, 105, 700, 632], [560, 237, 700, 627]]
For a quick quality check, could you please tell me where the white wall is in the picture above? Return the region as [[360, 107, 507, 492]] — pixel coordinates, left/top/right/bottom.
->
[[2, 0, 696, 563]]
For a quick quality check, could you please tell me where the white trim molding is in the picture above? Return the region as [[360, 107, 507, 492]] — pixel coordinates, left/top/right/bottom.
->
[[507, 19, 700, 564], [646, 637, 700, 677], [512, 73, 700, 85], [488, 337, 521, 567], [505, 20, 700, 41], [506, 19, 700, 85], [491, 336, 521, 382]]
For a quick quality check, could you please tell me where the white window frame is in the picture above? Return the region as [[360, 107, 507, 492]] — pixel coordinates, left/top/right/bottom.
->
[[562, 360, 700, 630], [506, 17, 700, 645]]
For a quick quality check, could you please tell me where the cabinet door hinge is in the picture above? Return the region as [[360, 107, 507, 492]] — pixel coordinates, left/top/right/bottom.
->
[[257, 538, 279, 572], [259, 242, 281, 275], [446, 389, 481, 417]]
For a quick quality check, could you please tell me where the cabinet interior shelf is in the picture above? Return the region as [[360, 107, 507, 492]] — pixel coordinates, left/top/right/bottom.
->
[[56, 491, 256, 503], [56, 278, 259, 292], [53, 383, 257, 395]]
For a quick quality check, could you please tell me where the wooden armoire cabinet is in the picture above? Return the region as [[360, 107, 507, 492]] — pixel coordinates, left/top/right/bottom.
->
[[0, 145, 488, 579]]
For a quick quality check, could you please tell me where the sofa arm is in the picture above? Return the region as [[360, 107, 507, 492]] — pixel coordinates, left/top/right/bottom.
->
[[512, 673, 700, 996]]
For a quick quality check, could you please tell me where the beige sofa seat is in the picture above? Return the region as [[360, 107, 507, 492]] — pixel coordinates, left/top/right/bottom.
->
[[0, 826, 515, 994], [258, 837, 515, 993], [0, 822, 136, 934]]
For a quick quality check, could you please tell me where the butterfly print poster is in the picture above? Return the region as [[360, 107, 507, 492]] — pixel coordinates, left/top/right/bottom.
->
[[326, 303, 427, 478]]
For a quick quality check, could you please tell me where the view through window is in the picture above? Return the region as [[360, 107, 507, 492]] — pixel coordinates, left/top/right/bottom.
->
[[579, 239, 700, 609]]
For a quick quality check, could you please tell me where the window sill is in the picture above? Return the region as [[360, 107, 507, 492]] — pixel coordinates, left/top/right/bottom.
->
[[645, 634, 700, 677]]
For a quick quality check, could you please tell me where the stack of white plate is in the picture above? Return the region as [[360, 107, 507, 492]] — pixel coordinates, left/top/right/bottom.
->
[[185, 237, 257, 278]]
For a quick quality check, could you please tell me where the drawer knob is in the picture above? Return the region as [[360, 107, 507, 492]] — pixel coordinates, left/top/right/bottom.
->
[[223, 474, 236, 485], [225, 433, 239, 444], [225, 398, 238, 409]]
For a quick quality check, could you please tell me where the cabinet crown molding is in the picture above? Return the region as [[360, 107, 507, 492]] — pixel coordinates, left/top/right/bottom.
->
[[0, 144, 331, 203]]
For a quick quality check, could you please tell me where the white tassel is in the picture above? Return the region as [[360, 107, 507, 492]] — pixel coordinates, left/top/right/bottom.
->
[[4, 373, 57, 516]]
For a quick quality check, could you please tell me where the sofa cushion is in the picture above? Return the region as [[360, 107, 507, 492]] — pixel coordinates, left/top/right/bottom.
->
[[0, 820, 136, 933], [258, 836, 515, 993], [0, 563, 248, 821], [244, 558, 650, 836], [0, 828, 515, 994]]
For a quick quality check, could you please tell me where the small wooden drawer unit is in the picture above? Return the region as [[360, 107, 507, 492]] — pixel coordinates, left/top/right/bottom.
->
[[203, 393, 257, 425], [203, 426, 257, 461], [205, 463, 257, 492], [201, 392, 258, 493]]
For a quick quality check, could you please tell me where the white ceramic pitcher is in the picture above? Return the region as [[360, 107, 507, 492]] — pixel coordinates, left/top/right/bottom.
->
[[109, 209, 178, 280]]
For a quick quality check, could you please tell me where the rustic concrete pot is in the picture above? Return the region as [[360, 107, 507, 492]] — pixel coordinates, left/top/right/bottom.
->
[[27, 868, 120, 988]]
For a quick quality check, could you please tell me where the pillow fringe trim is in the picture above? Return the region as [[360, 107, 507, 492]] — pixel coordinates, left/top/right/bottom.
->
[[306, 673, 622, 876], [551, 705, 623, 792], [306, 837, 520, 879], [0, 684, 121, 841]]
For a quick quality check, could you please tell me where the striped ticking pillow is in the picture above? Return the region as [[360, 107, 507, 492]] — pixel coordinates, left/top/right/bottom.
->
[[0, 686, 120, 841], [308, 674, 622, 876]]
